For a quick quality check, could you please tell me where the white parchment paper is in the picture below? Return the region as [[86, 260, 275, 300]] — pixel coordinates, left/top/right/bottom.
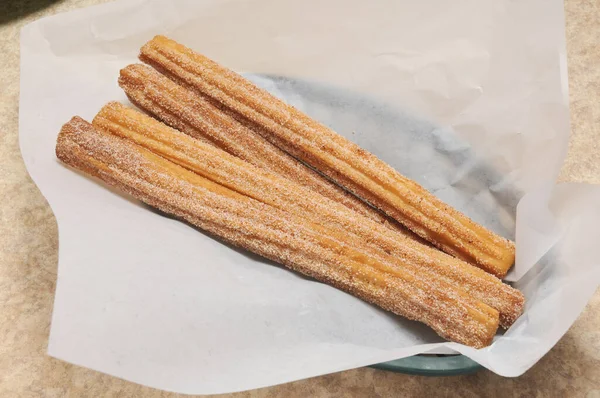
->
[[19, 0, 600, 393]]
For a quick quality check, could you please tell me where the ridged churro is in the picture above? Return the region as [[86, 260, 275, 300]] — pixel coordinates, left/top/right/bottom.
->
[[139, 35, 516, 278], [118, 63, 413, 235], [93, 102, 524, 327], [57, 116, 500, 348]]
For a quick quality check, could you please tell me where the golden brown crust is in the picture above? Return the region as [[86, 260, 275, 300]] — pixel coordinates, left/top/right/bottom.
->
[[57, 116, 499, 348], [93, 102, 523, 328], [139, 35, 516, 278]]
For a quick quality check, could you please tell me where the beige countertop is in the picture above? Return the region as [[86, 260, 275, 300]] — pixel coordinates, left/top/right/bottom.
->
[[1, 0, 599, 396]]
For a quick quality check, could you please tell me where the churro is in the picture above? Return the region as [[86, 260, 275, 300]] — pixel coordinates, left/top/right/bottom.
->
[[57, 116, 500, 348], [139, 35, 516, 278], [93, 102, 524, 327]]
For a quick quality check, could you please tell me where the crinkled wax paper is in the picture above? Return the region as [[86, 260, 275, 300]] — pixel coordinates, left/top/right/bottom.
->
[[19, 0, 600, 394]]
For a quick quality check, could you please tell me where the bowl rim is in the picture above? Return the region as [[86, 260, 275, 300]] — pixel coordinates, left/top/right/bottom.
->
[[371, 354, 482, 376]]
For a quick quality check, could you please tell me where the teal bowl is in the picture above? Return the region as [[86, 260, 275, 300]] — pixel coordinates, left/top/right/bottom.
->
[[372, 354, 481, 376]]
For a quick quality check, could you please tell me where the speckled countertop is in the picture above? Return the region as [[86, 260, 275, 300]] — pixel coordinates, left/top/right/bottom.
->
[[1, 0, 599, 396]]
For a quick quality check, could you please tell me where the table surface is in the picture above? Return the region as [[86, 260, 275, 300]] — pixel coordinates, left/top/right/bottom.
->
[[1, 0, 599, 396]]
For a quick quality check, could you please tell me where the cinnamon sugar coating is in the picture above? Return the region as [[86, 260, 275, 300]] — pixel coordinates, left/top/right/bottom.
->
[[139, 35, 516, 278]]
